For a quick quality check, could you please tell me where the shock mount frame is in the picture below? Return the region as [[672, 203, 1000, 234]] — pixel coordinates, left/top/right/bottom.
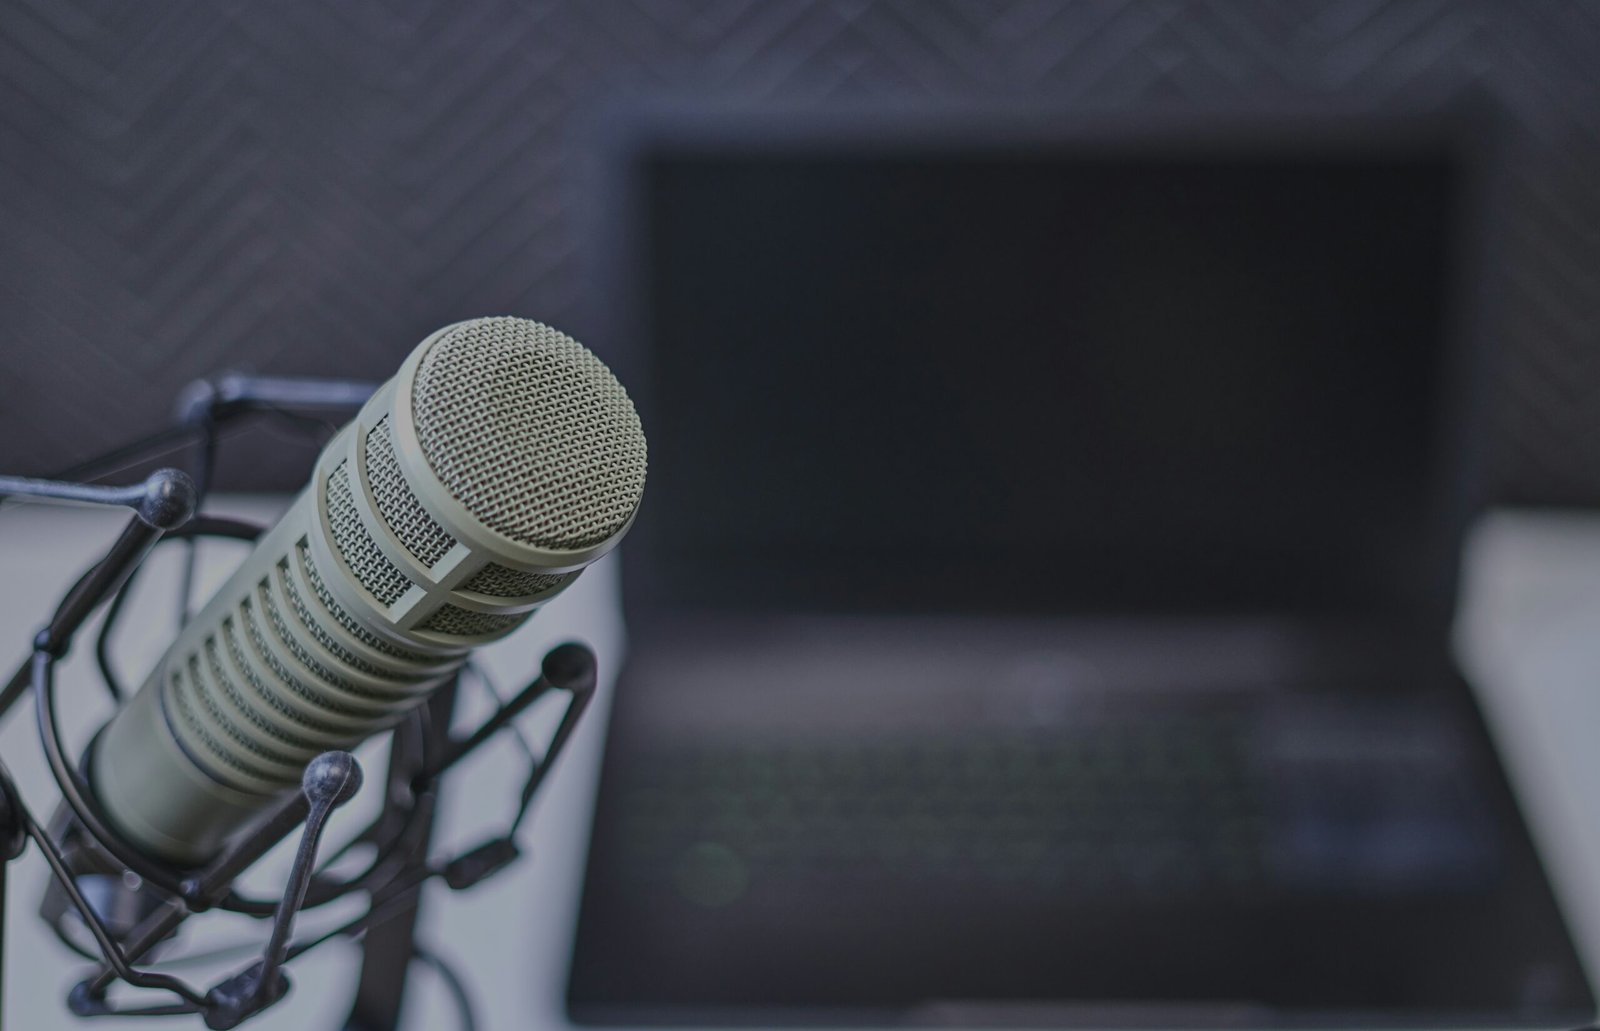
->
[[0, 377, 595, 1030]]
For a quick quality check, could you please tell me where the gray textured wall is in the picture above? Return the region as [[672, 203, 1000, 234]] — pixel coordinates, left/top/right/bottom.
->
[[1, 1, 1597, 500]]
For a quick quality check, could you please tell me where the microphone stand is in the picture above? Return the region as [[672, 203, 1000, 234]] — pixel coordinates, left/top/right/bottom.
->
[[344, 685, 457, 1031], [0, 376, 599, 1030]]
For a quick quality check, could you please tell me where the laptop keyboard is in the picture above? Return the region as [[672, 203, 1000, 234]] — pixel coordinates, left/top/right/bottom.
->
[[603, 699, 1502, 909]]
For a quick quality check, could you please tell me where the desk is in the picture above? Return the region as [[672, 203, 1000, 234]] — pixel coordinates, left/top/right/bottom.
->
[[1, 500, 1597, 1030]]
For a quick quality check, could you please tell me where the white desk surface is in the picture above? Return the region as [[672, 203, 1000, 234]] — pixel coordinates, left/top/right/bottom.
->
[[1, 498, 1599, 1030]]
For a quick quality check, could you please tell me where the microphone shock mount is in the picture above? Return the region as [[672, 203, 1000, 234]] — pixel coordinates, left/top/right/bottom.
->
[[0, 378, 596, 1029]]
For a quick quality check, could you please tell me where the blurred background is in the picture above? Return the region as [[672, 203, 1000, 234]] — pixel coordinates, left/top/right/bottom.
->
[[0, 0, 1598, 504], [4, 2, 1600, 1030]]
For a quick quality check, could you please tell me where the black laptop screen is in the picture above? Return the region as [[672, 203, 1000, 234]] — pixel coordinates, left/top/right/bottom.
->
[[630, 130, 1465, 618]]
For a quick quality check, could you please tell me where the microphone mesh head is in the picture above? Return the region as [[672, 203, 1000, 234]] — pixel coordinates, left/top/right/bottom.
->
[[410, 318, 648, 552]]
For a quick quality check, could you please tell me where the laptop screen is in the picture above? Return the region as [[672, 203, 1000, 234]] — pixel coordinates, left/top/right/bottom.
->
[[625, 122, 1467, 619]]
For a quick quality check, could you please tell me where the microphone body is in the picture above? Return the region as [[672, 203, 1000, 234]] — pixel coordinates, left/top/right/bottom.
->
[[91, 318, 646, 864]]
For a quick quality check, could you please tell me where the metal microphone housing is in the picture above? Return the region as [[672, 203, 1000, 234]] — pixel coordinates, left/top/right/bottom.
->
[[91, 317, 647, 864]]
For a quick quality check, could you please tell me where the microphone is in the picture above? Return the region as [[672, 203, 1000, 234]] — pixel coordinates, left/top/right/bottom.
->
[[88, 317, 647, 865]]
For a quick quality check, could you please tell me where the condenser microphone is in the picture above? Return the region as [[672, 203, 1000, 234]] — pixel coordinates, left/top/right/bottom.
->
[[89, 317, 647, 865]]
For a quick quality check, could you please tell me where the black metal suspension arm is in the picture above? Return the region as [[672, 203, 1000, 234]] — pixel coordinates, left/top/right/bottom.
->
[[173, 374, 378, 427], [0, 469, 198, 722]]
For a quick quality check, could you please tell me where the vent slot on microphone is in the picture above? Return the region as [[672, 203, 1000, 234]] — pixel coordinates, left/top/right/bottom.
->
[[222, 615, 359, 745], [240, 596, 369, 719], [280, 555, 416, 681], [167, 660, 301, 789], [267, 571, 424, 702], [326, 461, 413, 607], [260, 580, 374, 699], [165, 669, 258, 785], [297, 542, 446, 664], [255, 582, 410, 709], [203, 637, 325, 762], [418, 604, 525, 638], [365, 415, 457, 568], [459, 563, 574, 599]]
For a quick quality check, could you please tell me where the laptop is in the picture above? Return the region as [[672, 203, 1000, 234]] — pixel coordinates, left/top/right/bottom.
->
[[566, 106, 1594, 1027]]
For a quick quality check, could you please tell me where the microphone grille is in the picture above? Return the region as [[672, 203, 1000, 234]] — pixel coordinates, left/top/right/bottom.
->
[[410, 317, 647, 552]]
